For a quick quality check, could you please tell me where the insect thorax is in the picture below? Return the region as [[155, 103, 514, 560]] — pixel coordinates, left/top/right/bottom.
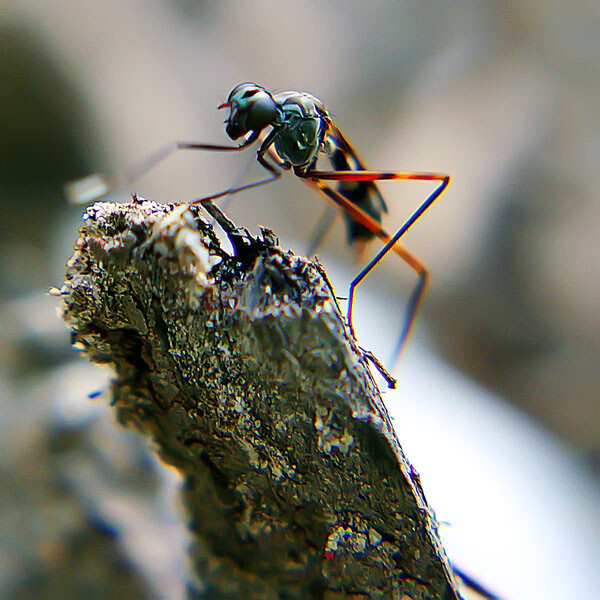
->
[[273, 91, 329, 169]]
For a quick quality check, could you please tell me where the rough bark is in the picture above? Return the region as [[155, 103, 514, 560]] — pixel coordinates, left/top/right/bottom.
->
[[59, 198, 461, 600]]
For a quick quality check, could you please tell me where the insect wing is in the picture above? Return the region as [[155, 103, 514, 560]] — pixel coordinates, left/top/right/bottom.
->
[[326, 123, 388, 245]]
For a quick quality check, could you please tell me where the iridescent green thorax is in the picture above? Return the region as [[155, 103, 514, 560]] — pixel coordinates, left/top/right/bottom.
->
[[272, 91, 330, 171]]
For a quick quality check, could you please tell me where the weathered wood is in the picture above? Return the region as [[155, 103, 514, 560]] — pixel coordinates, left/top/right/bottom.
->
[[59, 199, 461, 600]]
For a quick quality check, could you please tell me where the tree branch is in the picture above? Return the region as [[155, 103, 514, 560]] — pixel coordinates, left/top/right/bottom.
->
[[59, 199, 461, 600]]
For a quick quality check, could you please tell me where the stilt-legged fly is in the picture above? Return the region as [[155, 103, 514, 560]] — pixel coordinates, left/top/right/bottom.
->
[[67, 83, 450, 363]]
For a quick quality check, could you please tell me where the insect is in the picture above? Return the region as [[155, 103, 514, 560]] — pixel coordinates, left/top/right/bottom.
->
[[67, 83, 450, 362]]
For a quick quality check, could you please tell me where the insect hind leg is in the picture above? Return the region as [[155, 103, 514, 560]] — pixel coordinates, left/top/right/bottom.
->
[[348, 234, 429, 360], [304, 179, 431, 361], [307, 169, 449, 359]]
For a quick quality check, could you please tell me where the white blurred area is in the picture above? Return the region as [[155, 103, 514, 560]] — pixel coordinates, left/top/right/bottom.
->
[[351, 273, 599, 600], [1, 1, 599, 599], [326, 218, 600, 600], [393, 346, 599, 600]]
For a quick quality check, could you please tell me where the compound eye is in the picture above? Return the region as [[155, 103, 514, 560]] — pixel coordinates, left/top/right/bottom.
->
[[242, 89, 258, 99], [228, 82, 260, 102], [246, 95, 277, 131]]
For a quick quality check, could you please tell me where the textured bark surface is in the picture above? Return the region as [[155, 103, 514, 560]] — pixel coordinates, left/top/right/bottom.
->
[[59, 199, 461, 600]]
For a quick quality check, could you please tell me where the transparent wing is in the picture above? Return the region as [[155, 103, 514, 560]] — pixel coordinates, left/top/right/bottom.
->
[[324, 122, 388, 245]]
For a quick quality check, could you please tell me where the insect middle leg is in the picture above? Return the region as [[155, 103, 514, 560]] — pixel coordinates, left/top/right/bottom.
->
[[187, 130, 287, 205]]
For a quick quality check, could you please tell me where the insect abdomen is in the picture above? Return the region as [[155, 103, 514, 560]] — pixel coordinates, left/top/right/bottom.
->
[[330, 147, 385, 245]]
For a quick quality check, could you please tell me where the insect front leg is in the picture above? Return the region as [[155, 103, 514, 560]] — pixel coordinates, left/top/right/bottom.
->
[[65, 135, 259, 205]]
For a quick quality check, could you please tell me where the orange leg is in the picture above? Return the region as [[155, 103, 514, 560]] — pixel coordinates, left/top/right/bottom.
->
[[301, 170, 450, 357]]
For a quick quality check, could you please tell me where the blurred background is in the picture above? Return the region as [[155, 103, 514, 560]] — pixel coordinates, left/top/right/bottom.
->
[[0, 1, 598, 599]]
